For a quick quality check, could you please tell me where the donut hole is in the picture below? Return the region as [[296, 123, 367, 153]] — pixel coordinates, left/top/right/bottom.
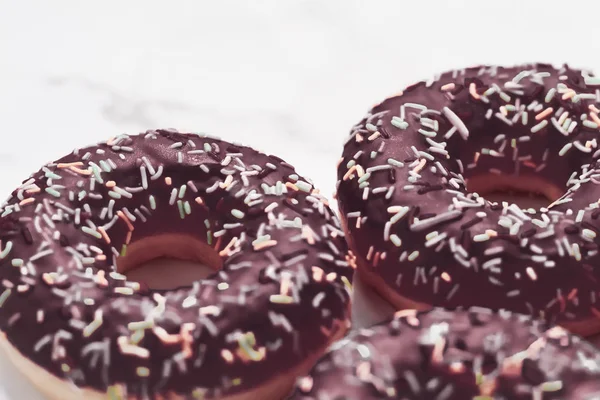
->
[[116, 234, 222, 290], [465, 173, 564, 209]]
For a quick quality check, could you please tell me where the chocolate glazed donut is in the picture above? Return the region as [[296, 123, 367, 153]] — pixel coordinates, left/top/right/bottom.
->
[[291, 308, 600, 399], [0, 130, 353, 399], [336, 64, 600, 336]]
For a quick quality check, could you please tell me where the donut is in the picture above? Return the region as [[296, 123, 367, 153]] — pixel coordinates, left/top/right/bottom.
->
[[336, 64, 600, 336], [291, 307, 600, 399], [0, 129, 353, 399]]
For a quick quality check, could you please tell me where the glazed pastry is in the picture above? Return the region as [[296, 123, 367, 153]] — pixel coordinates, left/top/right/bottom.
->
[[291, 307, 600, 399], [0, 130, 353, 399], [336, 64, 600, 336]]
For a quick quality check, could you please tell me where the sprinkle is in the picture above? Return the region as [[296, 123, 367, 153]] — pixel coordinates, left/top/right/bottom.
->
[[530, 120, 548, 133], [541, 381, 563, 392], [473, 233, 490, 242], [408, 251, 419, 261], [545, 88, 556, 102], [442, 107, 469, 140], [441, 83, 455, 91], [44, 187, 61, 198], [391, 117, 409, 129], [82, 226, 102, 239], [526, 267, 538, 281], [11, 259, 23, 267], [149, 195, 157, 210], [387, 158, 404, 168], [410, 210, 462, 232], [535, 107, 553, 121], [0, 289, 11, 307], [83, 310, 103, 337], [0, 241, 13, 259], [558, 143, 572, 156], [269, 294, 294, 304], [231, 209, 245, 219], [585, 76, 600, 86]]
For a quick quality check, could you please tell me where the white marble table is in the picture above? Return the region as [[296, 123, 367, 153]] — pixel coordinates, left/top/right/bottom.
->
[[2, 0, 600, 398]]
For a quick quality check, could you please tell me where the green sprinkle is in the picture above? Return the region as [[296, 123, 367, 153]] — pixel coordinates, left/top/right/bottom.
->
[[11, 258, 23, 267], [107, 385, 124, 400], [544, 88, 556, 102], [583, 119, 598, 129], [192, 389, 208, 399], [128, 320, 154, 331], [341, 276, 353, 293], [217, 282, 229, 290], [475, 372, 484, 385], [203, 143, 212, 152], [295, 181, 312, 192], [130, 329, 145, 344], [108, 191, 122, 199], [0, 289, 11, 308], [44, 169, 62, 180], [269, 294, 293, 304], [149, 195, 157, 210], [99, 160, 112, 172], [0, 241, 13, 259], [61, 364, 70, 373], [89, 162, 104, 184], [82, 226, 101, 239], [136, 367, 150, 377], [177, 200, 185, 219], [542, 380, 563, 392], [530, 120, 548, 133], [45, 187, 61, 198], [390, 234, 402, 247], [357, 172, 371, 184], [120, 245, 127, 257], [391, 116, 409, 129], [207, 231, 212, 245], [584, 76, 600, 86], [346, 160, 356, 168], [559, 143, 572, 156], [231, 209, 245, 219], [184, 201, 191, 215], [204, 219, 210, 228], [178, 185, 187, 199]]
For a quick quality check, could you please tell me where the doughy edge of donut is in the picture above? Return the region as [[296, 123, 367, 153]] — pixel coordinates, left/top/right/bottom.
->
[[0, 320, 348, 400], [341, 216, 600, 338]]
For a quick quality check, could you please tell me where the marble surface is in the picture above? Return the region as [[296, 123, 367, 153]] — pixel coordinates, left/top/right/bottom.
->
[[2, 0, 600, 398]]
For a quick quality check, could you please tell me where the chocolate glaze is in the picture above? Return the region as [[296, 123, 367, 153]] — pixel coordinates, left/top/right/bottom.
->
[[336, 64, 600, 327], [0, 130, 353, 398], [290, 307, 600, 399]]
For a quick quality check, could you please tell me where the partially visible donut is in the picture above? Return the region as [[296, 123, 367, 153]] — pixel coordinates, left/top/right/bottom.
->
[[336, 64, 600, 336], [0, 130, 353, 399], [291, 307, 600, 399]]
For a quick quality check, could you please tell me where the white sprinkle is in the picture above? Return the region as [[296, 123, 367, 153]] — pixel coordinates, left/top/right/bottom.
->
[[410, 210, 462, 232], [473, 233, 490, 242], [408, 251, 419, 261], [442, 107, 469, 140], [558, 143, 573, 156], [231, 209, 245, 219]]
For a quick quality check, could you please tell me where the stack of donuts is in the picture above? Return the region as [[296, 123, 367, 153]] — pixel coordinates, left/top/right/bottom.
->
[[1, 64, 600, 400]]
